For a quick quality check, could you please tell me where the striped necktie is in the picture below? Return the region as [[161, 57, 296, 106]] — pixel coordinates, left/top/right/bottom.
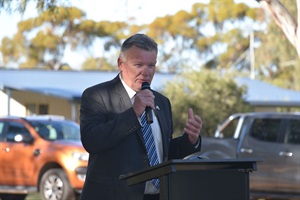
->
[[140, 111, 160, 189]]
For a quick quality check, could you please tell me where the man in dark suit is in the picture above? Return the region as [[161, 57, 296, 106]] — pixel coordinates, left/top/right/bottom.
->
[[80, 33, 202, 200]]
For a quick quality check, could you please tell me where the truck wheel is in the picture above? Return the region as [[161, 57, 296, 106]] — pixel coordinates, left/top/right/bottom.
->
[[40, 168, 76, 200]]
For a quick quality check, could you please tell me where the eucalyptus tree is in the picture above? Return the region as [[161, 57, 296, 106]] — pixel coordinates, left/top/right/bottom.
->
[[0, 6, 128, 70], [142, 0, 263, 73], [0, 0, 69, 13], [253, 0, 300, 91], [256, 0, 300, 59]]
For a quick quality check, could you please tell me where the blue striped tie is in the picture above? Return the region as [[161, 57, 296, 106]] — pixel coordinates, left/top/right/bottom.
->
[[140, 111, 160, 189]]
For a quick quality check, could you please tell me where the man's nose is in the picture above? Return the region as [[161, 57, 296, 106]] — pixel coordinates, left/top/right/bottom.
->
[[144, 65, 153, 74]]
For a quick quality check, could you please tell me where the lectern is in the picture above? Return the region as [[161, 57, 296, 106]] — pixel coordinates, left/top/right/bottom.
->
[[120, 159, 257, 200]]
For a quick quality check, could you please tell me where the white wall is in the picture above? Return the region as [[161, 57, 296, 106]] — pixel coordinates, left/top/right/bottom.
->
[[0, 90, 26, 117]]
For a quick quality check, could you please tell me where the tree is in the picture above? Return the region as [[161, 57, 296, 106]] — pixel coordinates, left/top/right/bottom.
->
[[1, 7, 86, 69], [0, 6, 128, 70], [254, 22, 300, 90], [0, 1, 268, 73], [256, 0, 300, 58], [0, 0, 70, 14], [162, 70, 252, 137], [82, 57, 118, 71], [253, 0, 300, 91], [143, 0, 263, 72]]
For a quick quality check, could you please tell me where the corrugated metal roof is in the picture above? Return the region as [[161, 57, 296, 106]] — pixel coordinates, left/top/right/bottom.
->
[[236, 77, 300, 106], [1, 69, 299, 106], [0, 69, 174, 100]]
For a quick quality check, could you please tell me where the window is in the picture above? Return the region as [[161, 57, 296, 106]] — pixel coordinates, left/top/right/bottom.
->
[[0, 122, 5, 141], [26, 104, 36, 115], [30, 120, 80, 141], [39, 104, 48, 114], [287, 119, 300, 144], [7, 122, 31, 142], [221, 117, 240, 138], [250, 118, 281, 142], [26, 104, 49, 115]]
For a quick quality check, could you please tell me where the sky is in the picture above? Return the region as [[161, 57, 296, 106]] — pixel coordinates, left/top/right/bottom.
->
[[0, 0, 214, 38], [0, 0, 259, 69]]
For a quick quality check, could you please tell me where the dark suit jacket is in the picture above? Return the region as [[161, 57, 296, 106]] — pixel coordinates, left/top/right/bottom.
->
[[80, 75, 201, 200]]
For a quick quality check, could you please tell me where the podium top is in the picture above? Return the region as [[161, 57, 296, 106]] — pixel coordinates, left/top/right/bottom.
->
[[120, 158, 258, 186]]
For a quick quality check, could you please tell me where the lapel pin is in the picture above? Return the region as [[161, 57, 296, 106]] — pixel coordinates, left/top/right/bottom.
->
[[156, 105, 160, 110]]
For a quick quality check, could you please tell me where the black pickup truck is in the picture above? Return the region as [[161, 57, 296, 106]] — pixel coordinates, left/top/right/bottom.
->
[[193, 112, 300, 200]]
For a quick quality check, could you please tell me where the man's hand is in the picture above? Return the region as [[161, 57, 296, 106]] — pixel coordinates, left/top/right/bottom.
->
[[184, 108, 202, 145], [133, 89, 155, 117]]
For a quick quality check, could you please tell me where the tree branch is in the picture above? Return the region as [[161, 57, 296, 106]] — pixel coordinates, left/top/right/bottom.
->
[[257, 0, 300, 58]]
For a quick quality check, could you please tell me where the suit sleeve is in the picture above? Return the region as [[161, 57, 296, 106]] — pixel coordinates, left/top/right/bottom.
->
[[168, 133, 201, 159]]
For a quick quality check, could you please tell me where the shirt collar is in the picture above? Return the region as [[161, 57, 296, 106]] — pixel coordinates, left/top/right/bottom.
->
[[119, 73, 136, 99]]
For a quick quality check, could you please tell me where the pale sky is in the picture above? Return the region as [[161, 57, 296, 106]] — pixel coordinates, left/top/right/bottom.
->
[[0, 0, 259, 69], [0, 0, 211, 38], [74, 0, 209, 24]]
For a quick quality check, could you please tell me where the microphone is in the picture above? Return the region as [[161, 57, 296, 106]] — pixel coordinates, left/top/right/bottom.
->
[[141, 82, 153, 124]]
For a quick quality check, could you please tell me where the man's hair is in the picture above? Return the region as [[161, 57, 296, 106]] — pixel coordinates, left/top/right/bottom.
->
[[120, 33, 158, 58]]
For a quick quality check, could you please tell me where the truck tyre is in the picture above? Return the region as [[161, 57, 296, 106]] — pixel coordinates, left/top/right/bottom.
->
[[40, 168, 76, 200]]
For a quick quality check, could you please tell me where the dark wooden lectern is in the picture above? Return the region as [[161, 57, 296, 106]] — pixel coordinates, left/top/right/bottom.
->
[[120, 159, 257, 200]]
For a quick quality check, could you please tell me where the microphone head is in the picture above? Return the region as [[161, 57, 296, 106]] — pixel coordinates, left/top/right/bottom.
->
[[142, 82, 150, 90]]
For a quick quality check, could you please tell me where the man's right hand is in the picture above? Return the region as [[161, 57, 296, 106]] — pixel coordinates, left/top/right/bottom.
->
[[133, 90, 155, 117]]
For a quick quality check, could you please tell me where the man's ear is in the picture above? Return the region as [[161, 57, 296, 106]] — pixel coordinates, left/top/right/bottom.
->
[[117, 57, 123, 70]]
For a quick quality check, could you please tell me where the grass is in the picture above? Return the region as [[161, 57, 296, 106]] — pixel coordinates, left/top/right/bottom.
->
[[25, 193, 41, 200]]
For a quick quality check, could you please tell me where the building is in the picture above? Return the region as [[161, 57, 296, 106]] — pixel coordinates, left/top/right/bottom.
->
[[1, 69, 299, 122], [0, 69, 174, 121]]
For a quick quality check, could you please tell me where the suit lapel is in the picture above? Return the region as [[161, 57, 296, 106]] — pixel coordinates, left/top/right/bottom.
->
[[112, 75, 133, 112], [153, 100, 169, 160], [111, 75, 145, 144]]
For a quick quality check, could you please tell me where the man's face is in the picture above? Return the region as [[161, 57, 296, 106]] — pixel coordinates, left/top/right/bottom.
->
[[118, 45, 157, 92]]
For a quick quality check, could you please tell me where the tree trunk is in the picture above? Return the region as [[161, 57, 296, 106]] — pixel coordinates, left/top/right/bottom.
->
[[257, 0, 300, 58]]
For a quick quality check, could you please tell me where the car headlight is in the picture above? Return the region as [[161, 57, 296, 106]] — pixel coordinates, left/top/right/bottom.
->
[[73, 152, 89, 161]]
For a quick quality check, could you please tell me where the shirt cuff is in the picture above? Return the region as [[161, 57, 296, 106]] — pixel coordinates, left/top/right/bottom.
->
[[193, 137, 200, 149]]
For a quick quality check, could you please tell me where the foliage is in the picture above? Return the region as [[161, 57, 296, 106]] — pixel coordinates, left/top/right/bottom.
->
[[255, 23, 300, 90], [144, 0, 263, 72], [1, 6, 84, 69], [256, 0, 299, 58], [254, 0, 300, 91], [82, 57, 118, 71], [0, 6, 128, 70], [0, 0, 70, 14], [162, 70, 252, 137]]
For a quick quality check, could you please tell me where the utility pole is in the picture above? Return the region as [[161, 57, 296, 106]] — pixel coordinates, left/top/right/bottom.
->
[[249, 29, 255, 79]]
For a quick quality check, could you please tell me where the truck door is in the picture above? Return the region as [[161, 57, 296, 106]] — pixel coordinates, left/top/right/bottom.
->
[[238, 117, 285, 192], [2, 121, 35, 185], [0, 121, 7, 184], [280, 118, 300, 193]]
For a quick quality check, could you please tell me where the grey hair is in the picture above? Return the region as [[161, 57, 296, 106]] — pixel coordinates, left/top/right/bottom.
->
[[119, 33, 158, 59]]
